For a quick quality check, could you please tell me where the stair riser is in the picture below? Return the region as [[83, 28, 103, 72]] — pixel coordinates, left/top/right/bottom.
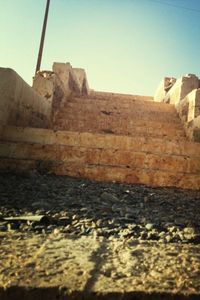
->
[[58, 110, 180, 123], [64, 99, 177, 113], [1, 143, 200, 174], [0, 158, 199, 190], [88, 92, 154, 102], [55, 118, 183, 130], [1, 126, 200, 157], [54, 121, 185, 138]]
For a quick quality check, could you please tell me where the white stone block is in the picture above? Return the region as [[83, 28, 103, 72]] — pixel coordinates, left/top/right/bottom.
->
[[154, 77, 176, 102], [164, 74, 199, 106], [52, 62, 80, 95]]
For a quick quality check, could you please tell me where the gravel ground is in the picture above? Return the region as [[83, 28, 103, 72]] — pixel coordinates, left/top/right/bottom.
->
[[0, 172, 200, 244], [1, 172, 200, 299]]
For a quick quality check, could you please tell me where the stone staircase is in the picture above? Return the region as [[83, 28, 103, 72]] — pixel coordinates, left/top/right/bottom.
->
[[0, 91, 200, 189]]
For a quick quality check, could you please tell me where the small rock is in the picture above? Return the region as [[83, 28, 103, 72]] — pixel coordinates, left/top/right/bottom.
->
[[165, 235, 172, 243], [111, 204, 121, 213], [101, 192, 119, 202], [168, 226, 177, 233], [53, 228, 60, 235], [96, 219, 103, 227], [34, 225, 45, 233], [159, 231, 166, 238], [145, 223, 154, 230]]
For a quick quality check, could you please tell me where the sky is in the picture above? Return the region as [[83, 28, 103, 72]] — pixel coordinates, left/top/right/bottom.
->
[[0, 0, 200, 96]]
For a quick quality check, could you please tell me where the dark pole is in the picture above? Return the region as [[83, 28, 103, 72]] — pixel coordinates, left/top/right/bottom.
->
[[35, 0, 50, 75]]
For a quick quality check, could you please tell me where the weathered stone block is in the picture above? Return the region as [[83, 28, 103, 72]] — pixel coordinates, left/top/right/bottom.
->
[[164, 74, 199, 106], [0, 68, 51, 128], [52, 62, 80, 95], [72, 68, 89, 95], [193, 128, 200, 142], [33, 71, 65, 116], [154, 77, 176, 102], [184, 115, 200, 142]]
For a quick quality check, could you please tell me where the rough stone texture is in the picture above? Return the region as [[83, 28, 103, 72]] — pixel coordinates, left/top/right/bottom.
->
[[54, 96, 185, 139], [89, 90, 153, 102], [1, 88, 200, 189], [33, 71, 67, 118], [177, 89, 200, 123], [164, 74, 199, 106], [184, 116, 200, 143], [174, 89, 200, 142], [155, 75, 200, 142], [0, 68, 51, 128], [154, 77, 176, 102], [187, 89, 200, 121], [52, 62, 81, 95], [0, 123, 200, 189], [32, 63, 90, 122], [73, 68, 90, 95], [0, 173, 200, 299]]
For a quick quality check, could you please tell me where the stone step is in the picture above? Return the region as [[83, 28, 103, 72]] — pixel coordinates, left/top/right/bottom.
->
[[60, 101, 179, 118], [1, 126, 200, 158], [88, 90, 154, 101], [1, 126, 200, 189], [68, 96, 176, 111], [54, 118, 185, 139], [55, 117, 184, 131], [0, 142, 200, 174], [0, 158, 200, 189], [56, 110, 181, 126]]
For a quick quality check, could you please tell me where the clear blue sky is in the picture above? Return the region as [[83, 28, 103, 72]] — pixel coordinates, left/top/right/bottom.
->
[[0, 0, 200, 96]]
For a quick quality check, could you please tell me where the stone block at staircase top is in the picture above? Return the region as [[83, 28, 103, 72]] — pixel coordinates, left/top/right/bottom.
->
[[154, 77, 176, 102], [52, 62, 80, 95], [33, 71, 55, 103], [33, 71, 66, 115], [72, 68, 89, 95], [89, 90, 153, 102], [185, 115, 200, 142], [187, 89, 200, 121], [164, 74, 199, 106]]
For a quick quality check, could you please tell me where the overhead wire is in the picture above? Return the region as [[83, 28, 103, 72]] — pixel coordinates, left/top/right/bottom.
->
[[147, 0, 200, 13]]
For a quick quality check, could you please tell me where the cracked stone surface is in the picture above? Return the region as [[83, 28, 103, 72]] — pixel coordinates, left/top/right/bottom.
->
[[0, 172, 200, 299]]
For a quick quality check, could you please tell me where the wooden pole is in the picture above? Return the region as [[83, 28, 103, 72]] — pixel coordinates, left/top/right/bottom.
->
[[35, 0, 50, 75]]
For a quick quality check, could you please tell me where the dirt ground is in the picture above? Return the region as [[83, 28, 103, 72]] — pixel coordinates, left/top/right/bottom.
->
[[0, 172, 200, 299]]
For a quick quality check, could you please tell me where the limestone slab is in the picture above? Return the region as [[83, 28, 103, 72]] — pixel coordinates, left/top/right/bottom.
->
[[164, 74, 199, 106], [154, 77, 176, 102]]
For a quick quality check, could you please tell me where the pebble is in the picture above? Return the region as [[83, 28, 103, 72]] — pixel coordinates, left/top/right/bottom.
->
[[101, 192, 119, 202], [0, 173, 199, 245], [145, 223, 154, 231]]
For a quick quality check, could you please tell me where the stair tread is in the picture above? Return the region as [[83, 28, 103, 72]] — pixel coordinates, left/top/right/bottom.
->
[[1, 126, 200, 157]]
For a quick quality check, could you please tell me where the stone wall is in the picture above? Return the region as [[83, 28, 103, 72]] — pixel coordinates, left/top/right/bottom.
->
[[0, 62, 90, 131], [154, 74, 200, 142], [33, 62, 90, 119], [0, 68, 51, 128]]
